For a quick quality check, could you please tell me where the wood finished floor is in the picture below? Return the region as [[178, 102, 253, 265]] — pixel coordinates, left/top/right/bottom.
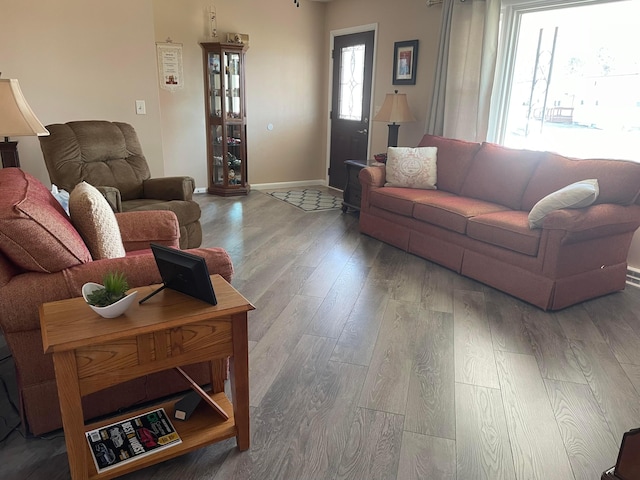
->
[[1, 188, 640, 480]]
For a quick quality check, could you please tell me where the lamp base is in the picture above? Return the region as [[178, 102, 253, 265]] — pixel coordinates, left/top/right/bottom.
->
[[0, 140, 20, 168], [387, 123, 400, 148]]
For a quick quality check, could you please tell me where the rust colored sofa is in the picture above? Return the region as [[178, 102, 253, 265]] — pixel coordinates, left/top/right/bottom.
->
[[0, 168, 233, 435], [359, 134, 640, 310]]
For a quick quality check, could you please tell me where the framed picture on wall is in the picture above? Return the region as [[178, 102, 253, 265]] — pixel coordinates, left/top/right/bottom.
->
[[393, 40, 419, 85]]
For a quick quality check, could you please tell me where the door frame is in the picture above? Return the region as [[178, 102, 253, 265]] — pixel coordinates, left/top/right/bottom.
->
[[326, 23, 378, 187]]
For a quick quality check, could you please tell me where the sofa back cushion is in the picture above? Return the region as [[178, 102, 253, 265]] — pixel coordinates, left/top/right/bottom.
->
[[0, 168, 92, 273], [39, 121, 151, 201], [417, 134, 481, 194], [460, 142, 544, 210], [521, 152, 640, 210]]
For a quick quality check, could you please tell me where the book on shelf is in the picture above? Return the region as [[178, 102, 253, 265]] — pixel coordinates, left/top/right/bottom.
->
[[85, 407, 181, 473]]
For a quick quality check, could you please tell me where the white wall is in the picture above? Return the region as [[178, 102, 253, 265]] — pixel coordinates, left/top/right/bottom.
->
[[1, 0, 164, 183]]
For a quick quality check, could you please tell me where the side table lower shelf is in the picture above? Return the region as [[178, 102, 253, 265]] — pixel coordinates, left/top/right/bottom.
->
[[85, 392, 236, 479]]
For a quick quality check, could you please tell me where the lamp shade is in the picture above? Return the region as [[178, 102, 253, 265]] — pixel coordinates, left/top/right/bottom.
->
[[373, 91, 416, 124], [0, 79, 49, 137]]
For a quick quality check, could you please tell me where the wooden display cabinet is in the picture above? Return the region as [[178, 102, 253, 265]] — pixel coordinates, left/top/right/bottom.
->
[[201, 42, 249, 196]]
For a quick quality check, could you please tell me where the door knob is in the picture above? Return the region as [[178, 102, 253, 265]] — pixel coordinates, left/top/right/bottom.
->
[[357, 129, 368, 134]]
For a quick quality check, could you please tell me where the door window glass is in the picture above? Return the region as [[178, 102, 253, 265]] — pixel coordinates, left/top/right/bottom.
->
[[338, 44, 366, 121]]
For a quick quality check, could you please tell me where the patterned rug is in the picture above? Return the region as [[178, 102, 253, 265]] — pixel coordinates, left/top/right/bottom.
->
[[266, 188, 342, 212]]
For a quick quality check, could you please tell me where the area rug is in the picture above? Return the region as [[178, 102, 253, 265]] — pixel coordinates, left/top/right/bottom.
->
[[266, 188, 342, 212]]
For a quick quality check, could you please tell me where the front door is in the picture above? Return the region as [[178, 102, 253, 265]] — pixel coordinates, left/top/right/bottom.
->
[[329, 30, 375, 190]]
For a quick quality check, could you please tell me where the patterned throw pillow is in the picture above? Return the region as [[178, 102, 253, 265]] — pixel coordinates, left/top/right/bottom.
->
[[385, 147, 438, 189], [69, 182, 126, 259]]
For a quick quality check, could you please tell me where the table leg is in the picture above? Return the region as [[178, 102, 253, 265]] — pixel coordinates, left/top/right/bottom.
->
[[53, 351, 88, 480], [230, 312, 250, 451], [210, 358, 227, 393]]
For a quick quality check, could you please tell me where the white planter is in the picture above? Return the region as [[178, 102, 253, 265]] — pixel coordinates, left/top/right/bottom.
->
[[82, 282, 138, 319]]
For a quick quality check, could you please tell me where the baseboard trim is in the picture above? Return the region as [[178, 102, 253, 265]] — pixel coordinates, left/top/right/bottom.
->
[[251, 180, 327, 190], [626, 266, 640, 288]]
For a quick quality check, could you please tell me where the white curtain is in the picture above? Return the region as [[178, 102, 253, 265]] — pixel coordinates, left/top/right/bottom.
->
[[427, 0, 501, 142]]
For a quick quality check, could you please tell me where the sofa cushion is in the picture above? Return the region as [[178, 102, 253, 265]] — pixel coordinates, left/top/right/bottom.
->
[[370, 188, 453, 217], [528, 179, 599, 229], [417, 134, 481, 194], [521, 152, 640, 210], [69, 182, 126, 259], [384, 147, 438, 189], [0, 168, 91, 273], [413, 195, 510, 234], [460, 142, 544, 210], [467, 211, 541, 256]]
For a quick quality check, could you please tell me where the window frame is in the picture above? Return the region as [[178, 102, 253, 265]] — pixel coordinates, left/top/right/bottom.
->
[[487, 0, 626, 144]]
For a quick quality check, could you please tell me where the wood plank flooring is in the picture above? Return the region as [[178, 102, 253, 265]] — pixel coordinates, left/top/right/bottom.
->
[[1, 188, 640, 479]]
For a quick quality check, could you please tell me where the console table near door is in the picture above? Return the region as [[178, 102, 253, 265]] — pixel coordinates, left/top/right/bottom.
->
[[39, 274, 254, 480], [342, 160, 368, 213]]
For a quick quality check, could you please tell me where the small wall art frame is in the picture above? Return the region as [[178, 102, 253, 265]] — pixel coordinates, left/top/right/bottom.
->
[[393, 40, 419, 85]]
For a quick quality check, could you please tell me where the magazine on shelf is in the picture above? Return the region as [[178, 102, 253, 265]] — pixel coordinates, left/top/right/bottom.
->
[[85, 407, 181, 473]]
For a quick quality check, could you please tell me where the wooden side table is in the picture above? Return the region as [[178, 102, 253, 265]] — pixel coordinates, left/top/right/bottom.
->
[[39, 274, 254, 480], [342, 160, 368, 213]]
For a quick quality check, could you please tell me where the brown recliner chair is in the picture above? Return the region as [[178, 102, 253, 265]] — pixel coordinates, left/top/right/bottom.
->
[[39, 120, 202, 249], [0, 168, 232, 435]]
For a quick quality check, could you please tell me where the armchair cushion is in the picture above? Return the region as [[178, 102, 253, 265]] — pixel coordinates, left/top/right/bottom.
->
[[0, 168, 91, 273], [69, 182, 126, 259]]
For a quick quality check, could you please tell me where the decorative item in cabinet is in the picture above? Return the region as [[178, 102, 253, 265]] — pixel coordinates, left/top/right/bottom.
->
[[201, 42, 249, 196]]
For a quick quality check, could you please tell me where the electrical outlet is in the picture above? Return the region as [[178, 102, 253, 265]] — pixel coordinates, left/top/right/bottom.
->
[[135, 100, 146, 115]]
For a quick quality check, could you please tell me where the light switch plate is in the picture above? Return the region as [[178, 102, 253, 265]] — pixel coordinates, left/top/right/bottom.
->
[[135, 100, 146, 115]]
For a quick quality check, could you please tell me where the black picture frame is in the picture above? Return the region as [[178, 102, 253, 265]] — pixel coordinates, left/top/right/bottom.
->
[[393, 40, 419, 85]]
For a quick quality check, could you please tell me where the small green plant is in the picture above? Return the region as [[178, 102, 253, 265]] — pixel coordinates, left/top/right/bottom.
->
[[87, 272, 129, 307]]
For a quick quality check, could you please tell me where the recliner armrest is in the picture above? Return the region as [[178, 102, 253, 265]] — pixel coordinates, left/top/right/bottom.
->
[[143, 177, 195, 202], [115, 211, 180, 252], [96, 186, 122, 212]]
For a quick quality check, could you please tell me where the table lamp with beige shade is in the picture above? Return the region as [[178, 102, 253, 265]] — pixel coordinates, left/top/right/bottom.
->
[[373, 90, 416, 148], [0, 77, 49, 168]]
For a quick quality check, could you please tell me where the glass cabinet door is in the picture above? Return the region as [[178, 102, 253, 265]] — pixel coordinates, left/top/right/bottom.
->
[[208, 53, 222, 118], [226, 124, 243, 185], [212, 125, 224, 186], [225, 52, 242, 119]]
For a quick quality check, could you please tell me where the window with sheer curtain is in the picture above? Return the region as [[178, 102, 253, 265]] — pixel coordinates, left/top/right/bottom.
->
[[428, 0, 640, 161]]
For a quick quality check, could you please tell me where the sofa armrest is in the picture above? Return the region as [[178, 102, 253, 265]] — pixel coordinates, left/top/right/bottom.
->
[[359, 165, 386, 187], [358, 165, 386, 214], [542, 203, 640, 243], [115, 211, 180, 252], [96, 186, 122, 212], [143, 177, 195, 202], [0, 247, 233, 334]]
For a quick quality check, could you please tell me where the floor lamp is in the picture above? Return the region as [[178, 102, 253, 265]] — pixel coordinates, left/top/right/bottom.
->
[[0, 78, 49, 168], [373, 90, 416, 147]]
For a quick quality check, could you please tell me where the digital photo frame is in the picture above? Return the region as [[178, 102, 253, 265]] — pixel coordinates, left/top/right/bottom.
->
[[138, 243, 218, 306]]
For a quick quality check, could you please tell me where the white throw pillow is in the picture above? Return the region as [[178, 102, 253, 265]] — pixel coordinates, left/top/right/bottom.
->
[[69, 182, 126, 259], [385, 146, 438, 190], [528, 179, 599, 229]]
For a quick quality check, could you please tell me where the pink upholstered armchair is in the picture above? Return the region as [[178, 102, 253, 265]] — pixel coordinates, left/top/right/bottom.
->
[[0, 168, 233, 435]]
